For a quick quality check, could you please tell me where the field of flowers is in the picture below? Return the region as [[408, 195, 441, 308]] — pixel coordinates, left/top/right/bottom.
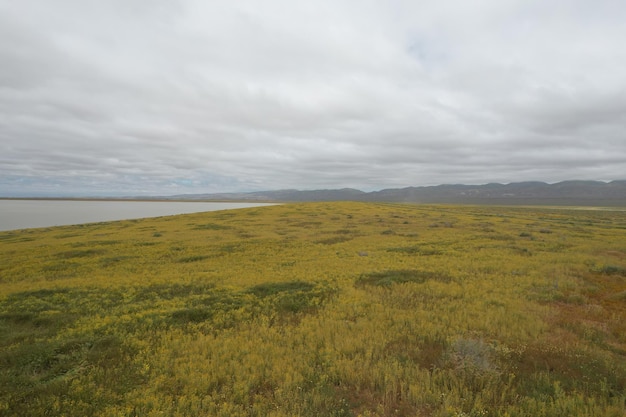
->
[[1, 202, 625, 416]]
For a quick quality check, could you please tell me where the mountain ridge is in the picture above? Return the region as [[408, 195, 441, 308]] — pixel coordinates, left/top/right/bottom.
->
[[162, 180, 626, 206]]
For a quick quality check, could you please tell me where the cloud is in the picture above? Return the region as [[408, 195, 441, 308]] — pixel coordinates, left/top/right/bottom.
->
[[1, 0, 626, 196]]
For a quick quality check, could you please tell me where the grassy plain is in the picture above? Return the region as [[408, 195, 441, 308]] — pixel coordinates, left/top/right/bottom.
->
[[1, 202, 625, 416]]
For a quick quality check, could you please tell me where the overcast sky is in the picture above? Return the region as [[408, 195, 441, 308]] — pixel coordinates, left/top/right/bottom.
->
[[1, 0, 625, 196]]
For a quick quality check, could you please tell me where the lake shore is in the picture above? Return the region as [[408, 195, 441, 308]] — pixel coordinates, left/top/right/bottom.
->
[[0, 199, 275, 231]]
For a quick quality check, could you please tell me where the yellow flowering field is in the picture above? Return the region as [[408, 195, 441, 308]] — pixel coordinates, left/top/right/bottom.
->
[[1, 202, 625, 416]]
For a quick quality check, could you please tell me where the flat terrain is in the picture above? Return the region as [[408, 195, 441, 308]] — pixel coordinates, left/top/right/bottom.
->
[[1, 202, 625, 416]]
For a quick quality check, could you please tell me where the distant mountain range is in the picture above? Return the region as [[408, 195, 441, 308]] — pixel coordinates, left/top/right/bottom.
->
[[161, 180, 626, 206]]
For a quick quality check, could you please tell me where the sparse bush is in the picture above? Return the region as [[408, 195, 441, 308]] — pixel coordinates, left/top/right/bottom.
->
[[446, 338, 497, 374]]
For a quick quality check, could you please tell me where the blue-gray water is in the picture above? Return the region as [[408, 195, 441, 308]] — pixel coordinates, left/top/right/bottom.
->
[[0, 200, 273, 231]]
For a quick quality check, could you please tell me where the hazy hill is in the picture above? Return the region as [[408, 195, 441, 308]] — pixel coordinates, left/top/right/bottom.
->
[[165, 181, 626, 206], [361, 180, 626, 205], [171, 188, 367, 202]]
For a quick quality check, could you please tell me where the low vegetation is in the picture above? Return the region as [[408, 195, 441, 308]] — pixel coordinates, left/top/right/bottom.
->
[[1, 202, 625, 416]]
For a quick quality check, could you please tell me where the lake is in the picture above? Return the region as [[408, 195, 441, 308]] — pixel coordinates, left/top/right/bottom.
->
[[0, 200, 274, 232]]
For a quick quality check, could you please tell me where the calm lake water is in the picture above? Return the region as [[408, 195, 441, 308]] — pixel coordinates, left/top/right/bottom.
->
[[0, 200, 274, 232]]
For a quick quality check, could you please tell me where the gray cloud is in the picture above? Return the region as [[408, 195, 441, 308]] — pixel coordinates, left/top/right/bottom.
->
[[1, 0, 626, 196]]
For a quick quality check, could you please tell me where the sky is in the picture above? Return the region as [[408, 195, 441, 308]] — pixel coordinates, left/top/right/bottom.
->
[[1, 0, 625, 197]]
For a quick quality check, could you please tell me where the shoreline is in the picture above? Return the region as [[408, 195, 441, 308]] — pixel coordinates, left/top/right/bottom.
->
[[0, 200, 276, 232], [0, 197, 277, 203]]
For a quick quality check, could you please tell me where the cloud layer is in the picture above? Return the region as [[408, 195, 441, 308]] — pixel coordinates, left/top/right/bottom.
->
[[2, 0, 625, 196]]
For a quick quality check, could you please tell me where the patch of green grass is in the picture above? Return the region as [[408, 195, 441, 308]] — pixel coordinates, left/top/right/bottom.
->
[[72, 240, 121, 247], [386, 246, 443, 255], [135, 241, 159, 246], [508, 245, 533, 256], [55, 249, 106, 259], [247, 281, 334, 316], [594, 265, 626, 276], [100, 255, 136, 267], [290, 221, 323, 228], [0, 233, 36, 242], [192, 223, 231, 230], [196, 289, 245, 310], [53, 233, 82, 239], [315, 236, 353, 245], [0, 288, 126, 318], [40, 261, 81, 278], [133, 283, 215, 302], [176, 255, 210, 263], [247, 281, 315, 297], [0, 311, 78, 346], [170, 307, 213, 324], [218, 243, 240, 254], [0, 289, 144, 416], [356, 269, 452, 287]]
